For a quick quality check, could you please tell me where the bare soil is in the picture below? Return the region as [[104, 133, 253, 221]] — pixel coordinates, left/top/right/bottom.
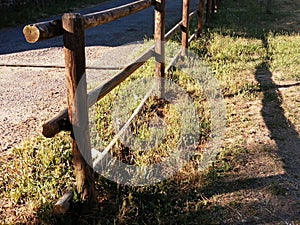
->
[[0, 46, 111, 151], [0, 0, 300, 224], [0, 0, 200, 152]]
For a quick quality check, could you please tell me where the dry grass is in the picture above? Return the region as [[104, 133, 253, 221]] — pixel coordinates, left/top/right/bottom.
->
[[1, 0, 300, 224]]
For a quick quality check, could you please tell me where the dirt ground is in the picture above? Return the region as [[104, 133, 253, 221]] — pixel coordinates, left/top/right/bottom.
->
[[0, 46, 113, 151], [0, 0, 300, 224], [204, 1, 300, 223], [0, 0, 200, 152]]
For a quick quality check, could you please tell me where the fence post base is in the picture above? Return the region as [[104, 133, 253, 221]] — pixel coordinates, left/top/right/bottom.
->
[[62, 13, 97, 206]]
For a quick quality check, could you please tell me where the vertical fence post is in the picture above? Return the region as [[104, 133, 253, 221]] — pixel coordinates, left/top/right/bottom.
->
[[154, 0, 165, 97], [62, 13, 97, 205], [197, 0, 205, 37], [181, 0, 190, 57]]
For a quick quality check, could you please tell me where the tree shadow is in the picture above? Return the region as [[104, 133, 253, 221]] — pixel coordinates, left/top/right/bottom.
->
[[193, 0, 300, 223], [256, 34, 300, 177]]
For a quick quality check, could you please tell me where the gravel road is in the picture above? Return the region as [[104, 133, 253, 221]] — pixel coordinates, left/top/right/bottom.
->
[[0, 0, 199, 151]]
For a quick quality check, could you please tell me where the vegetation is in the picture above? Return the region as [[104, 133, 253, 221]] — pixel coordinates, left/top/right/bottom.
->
[[1, 0, 300, 224]]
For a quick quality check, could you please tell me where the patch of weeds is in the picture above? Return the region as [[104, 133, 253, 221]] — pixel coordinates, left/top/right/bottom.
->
[[267, 33, 300, 81], [193, 33, 267, 96], [90, 54, 211, 170], [235, 82, 262, 99], [0, 133, 73, 224]]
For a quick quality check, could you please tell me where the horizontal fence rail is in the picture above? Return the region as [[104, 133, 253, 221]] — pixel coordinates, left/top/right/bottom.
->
[[23, 0, 154, 43], [42, 47, 154, 137], [83, 0, 153, 30], [42, 10, 198, 138], [22, 0, 222, 210]]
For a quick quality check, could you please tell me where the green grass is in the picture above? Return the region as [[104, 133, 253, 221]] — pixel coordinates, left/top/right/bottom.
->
[[1, 0, 300, 224], [0, 0, 108, 29], [268, 34, 300, 80], [0, 40, 214, 223], [0, 134, 73, 224]]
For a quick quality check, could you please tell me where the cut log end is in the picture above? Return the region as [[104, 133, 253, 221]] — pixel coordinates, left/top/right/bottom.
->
[[53, 190, 74, 215], [42, 122, 59, 138], [23, 25, 40, 43], [42, 108, 70, 138]]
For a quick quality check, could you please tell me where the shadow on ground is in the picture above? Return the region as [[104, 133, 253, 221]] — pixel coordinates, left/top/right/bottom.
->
[[36, 0, 300, 224], [196, 0, 300, 224]]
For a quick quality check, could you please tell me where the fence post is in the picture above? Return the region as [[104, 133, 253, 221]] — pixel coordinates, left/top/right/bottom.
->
[[197, 0, 205, 37], [181, 0, 190, 57], [62, 13, 97, 205], [154, 0, 165, 97]]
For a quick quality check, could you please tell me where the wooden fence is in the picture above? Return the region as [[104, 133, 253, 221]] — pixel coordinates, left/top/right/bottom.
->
[[23, 0, 221, 212]]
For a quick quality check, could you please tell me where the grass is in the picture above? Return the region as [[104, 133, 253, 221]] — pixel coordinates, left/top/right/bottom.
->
[[268, 34, 300, 80], [1, 0, 300, 224], [0, 134, 73, 224], [0, 0, 108, 29]]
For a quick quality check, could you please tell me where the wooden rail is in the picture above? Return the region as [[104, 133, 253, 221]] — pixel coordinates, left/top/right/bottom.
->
[[23, 0, 153, 43], [23, 0, 222, 211], [42, 10, 199, 138], [62, 13, 97, 203], [83, 0, 153, 30], [42, 48, 154, 138]]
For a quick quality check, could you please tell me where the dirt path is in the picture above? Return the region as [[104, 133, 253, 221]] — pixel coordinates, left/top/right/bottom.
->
[[0, 0, 199, 151]]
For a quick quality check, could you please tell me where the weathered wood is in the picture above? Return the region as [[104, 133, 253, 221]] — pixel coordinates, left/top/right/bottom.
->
[[165, 21, 181, 42], [93, 87, 154, 167], [154, 0, 165, 97], [62, 13, 97, 204], [23, 20, 62, 43], [197, 0, 205, 37], [42, 48, 154, 138], [23, 0, 153, 43], [165, 10, 197, 42], [41, 6, 198, 138], [53, 190, 74, 215], [181, 0, 190, 57], [42, 108, 70, 138], [83, 0, 153, 30]]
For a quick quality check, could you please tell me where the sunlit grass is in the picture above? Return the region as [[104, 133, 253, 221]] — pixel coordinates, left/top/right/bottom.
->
[[0, 134, 73, 224], [268, 33, 300, 81], [1, 0, 300, 223]]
